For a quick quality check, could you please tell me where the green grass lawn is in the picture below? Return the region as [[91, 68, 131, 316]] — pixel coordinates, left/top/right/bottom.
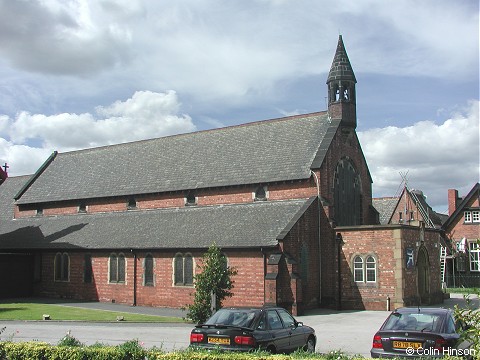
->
[[0, 301, 184, 322], [445, 288, 478, 294]]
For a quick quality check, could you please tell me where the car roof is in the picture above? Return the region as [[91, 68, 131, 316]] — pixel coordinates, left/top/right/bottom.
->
[[393, 307, 452, 315], [218, 306, 285, 311]]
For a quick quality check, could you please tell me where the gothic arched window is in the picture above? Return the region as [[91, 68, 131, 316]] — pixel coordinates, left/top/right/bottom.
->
[[334, 158, 362, 226]]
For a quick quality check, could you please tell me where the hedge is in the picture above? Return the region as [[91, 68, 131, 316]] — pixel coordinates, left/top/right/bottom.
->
[[0, 341, 367, 360]]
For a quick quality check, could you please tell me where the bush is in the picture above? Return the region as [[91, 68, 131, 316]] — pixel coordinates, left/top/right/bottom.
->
[[117, 339, 146, 360], [58, 334, 83, 347], [454, 288, 480, 354], [0, 341, 374, 360]]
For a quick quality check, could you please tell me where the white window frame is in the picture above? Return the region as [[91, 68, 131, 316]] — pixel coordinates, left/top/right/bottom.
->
[[469, 242, 480, 272], [353, 255, 377, 283], [353, 256, 364, 282], [464, 211, 472, 223], [472, 210, 480, 223], [366, 256, 377, 282]]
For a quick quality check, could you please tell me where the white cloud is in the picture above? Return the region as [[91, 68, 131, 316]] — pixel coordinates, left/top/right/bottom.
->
[[359, 100, 480, 212], [1, 0, 476, 110], [1, 90, 195, 175], [0, 0, 133, 75]]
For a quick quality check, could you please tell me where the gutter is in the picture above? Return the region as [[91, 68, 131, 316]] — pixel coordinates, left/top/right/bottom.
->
[[14, 151, 58, 201]]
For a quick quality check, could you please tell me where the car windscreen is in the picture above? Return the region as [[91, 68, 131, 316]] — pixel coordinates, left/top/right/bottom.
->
[[383, 312, 443, 332], [205, 309, 256, 328]]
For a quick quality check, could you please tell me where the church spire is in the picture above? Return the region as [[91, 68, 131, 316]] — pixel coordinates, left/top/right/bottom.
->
[[327, 35, 356, 84], [327, 35, 357, 128]]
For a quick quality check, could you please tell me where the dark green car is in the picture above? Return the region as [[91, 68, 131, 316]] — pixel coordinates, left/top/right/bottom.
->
[[190, 307, 316, 354]]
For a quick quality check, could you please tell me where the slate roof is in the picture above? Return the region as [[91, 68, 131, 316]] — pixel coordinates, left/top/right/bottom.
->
[[0, 197, 316, 251], [16, 112, 336, 205], [327, 35, 356, 84], [373, 189, 445, 228], [372, 197, 398, 225], [0, 175, 30, 221]]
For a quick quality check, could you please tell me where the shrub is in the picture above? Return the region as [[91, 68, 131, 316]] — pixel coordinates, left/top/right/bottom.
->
[[58, 333, 83, 347], [454, 287, 480, 354], [117, 339, 146, 360]]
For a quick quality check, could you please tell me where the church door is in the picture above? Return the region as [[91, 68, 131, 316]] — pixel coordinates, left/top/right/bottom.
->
[[417, 247, 430, 304]]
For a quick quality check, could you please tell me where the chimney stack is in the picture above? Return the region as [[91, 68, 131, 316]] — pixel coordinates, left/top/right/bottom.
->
[[448, 189, 459, 216]]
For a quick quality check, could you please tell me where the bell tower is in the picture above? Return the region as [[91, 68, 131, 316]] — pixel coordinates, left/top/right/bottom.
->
[[327, 35, 357, 128]]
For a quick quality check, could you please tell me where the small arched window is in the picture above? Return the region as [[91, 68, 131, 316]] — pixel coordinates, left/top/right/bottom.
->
[[84, 254, 92, 283], [185, 191, 197, 206], [254, 186, 267, 201], [127, 197, 137, 209], [144, 254, 154, 286], [366, 256, 376, 282], [353, 256, 364, 282], [353, 255, 377, 284], [78, 201, 87, 213]]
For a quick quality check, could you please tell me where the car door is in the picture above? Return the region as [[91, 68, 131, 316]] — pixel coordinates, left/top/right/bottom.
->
[[266, 309, 290, 352], [277, 308, 305, 351]]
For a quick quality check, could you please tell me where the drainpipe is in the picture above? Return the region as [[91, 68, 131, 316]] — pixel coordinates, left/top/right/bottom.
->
[[310, 171, 322, 304], [261, 247, 266, 305], [131, 249, 137, 306], [336, 233, 343, 310]]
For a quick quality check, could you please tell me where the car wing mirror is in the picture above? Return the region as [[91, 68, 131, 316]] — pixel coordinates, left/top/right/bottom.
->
[[296, 321, 303, 327]]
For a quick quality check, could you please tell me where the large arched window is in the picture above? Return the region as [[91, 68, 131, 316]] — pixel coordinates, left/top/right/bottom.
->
[[54, 252, 69, 282], [334, 158, 362, 226], [174, 253, 193, 286], [109, 253, 125, 283]]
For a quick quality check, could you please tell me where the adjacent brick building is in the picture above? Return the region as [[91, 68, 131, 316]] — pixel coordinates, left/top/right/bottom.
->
[[442, 183, 480, 288], [0, 36, 444, 313]]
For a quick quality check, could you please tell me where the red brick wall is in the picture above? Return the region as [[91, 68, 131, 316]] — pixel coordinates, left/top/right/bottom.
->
[[16, 182, 318, 218], [34, 249, 267, 309], [444, 193, 480, 241], [389, 191, 431, 225], [337, 226, 442, 310], [137, 194, 184, 209]]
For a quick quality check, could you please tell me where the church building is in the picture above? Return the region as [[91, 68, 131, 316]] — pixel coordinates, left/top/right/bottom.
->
[[0, 36, 444, 313]]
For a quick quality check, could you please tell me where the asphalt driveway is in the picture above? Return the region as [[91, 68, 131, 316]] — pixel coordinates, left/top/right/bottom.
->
[[1, 294, 477, 357]]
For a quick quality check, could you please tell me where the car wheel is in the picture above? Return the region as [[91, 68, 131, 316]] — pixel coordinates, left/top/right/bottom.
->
[[304, 336, 315, 353], [266, 345, 276, 354]]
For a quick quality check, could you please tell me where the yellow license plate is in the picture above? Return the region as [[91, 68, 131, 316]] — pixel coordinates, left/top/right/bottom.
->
[[208, 337, 230, 345], [393, 341, 422, 349]]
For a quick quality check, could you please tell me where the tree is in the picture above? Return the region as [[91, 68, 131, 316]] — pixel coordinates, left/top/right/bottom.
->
[[186, 243, 237, 324]]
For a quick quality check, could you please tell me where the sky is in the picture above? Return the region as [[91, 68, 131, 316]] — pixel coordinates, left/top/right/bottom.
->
[[0, 0, 478, 214]]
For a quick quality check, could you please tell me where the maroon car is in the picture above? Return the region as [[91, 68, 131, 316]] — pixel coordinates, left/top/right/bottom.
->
[[371, 307, 473, 358]]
